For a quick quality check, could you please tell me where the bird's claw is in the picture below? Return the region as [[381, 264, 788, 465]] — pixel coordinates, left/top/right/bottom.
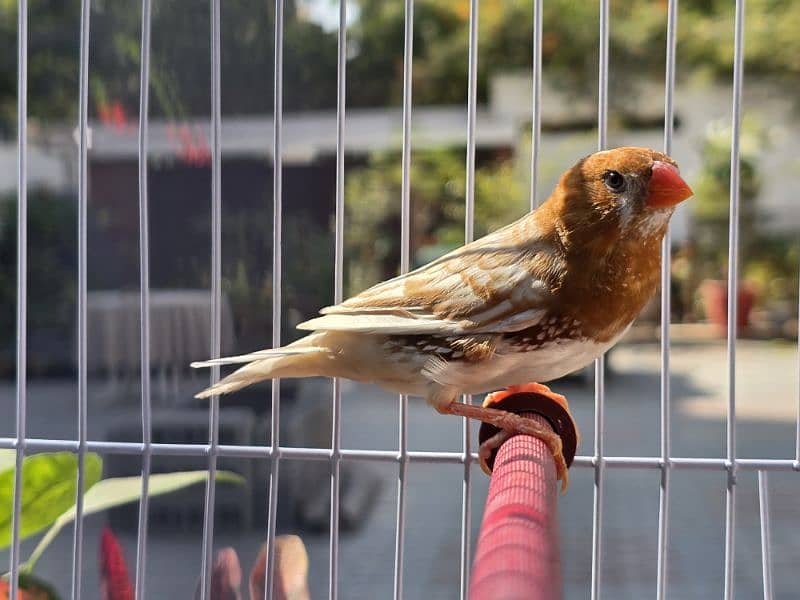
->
[[445, 398, 570, 492], [476, 411, 569, 492]]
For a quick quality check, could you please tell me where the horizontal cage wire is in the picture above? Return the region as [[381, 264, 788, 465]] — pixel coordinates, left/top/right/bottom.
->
[[6, 0, 800, 599]]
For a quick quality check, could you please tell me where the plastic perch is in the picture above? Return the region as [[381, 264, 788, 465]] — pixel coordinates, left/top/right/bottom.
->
[[469, 388, 578, 600]]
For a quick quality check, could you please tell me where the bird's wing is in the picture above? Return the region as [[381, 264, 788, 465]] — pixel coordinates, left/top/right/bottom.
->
[[297, 216, 562, 335]]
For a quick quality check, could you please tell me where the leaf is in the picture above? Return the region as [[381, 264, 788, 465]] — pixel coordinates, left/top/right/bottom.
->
[[0, 450, 17, 475], [17, 573, 62, 600], [0, 453, 103, 549], [0, 572, 62, 600], [22, 470, 243, 572]]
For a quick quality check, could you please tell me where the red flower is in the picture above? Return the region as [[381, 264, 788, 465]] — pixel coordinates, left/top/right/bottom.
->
[[99, 526, 134, 600], [109, 101, 127, 131]]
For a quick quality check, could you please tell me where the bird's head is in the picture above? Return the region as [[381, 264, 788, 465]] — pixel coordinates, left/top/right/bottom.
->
[[551, 146, 693, 243]]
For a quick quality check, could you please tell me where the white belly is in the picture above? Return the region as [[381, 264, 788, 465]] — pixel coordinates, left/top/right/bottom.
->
[[420, 331, 627, 396]]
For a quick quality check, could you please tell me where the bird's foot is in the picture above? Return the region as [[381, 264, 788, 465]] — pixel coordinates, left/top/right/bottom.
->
[[444, 399, 569, 491]]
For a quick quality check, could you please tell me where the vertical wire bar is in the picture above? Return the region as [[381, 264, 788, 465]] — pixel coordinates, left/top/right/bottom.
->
[[199, 1, 223, 597], [656, 2, 678, 598], [265, 1, 284, 597], [529, 0, 542, 210], [460, 0, 478, 600], [8, 1, 28, 598], [71, 0, 91, 597], [796, 266, 800, 469], [328, 1, 346, 598], [591, 2, 609, 599], [134, 1, 153, 598], [393, 2, 412, 598], [460, 1, 478, 598], [724, 2, 745, 598], [757, 471, 773, 600]]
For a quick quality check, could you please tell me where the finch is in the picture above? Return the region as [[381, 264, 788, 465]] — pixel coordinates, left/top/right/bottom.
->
[[192, 147, 693, 486]]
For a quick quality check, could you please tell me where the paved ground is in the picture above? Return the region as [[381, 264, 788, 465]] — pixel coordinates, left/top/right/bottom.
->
[[1, 339, 799, 599]]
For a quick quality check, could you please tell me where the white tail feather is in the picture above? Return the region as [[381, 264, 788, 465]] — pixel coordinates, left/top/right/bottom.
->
[[192, 336, 328, 399], [190, 346, 322, 369]]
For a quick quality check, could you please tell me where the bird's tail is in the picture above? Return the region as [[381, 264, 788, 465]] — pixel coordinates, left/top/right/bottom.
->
[[191, 335, 328, 399]]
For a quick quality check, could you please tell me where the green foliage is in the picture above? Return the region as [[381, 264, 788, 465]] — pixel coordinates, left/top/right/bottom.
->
[[689, 115, 799, 309], [691, 117, 765, 281], [21, 470, 244, 572], [0, 451, 15, 473], [0, 572, 62, 600], [344, 147, 528, 293], [4, 0, 800, 130], [743, 237, 800, 305], [223, 213, 334, 346], [681, 0, 800, 92], [0, 0, 339, 126], [0, 190, 77, 373], [0, 449, 244, 576], [0, 451, 102, 548]]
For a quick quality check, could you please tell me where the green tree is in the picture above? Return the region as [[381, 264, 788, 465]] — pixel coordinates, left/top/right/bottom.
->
[[4, 0, 800, 130], [691, 118, 763, 282], [344, 147, 528, 294], [0, 190, 76, 372]]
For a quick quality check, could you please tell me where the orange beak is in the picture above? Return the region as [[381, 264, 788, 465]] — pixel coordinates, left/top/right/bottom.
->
[[647, 161, 693, 208]]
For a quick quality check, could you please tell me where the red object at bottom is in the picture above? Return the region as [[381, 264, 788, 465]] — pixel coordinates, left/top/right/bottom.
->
[[470, 415, 562, 600]]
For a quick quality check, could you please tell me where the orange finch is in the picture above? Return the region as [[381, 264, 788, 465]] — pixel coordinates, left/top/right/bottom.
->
[[192, 147, 693, 486]]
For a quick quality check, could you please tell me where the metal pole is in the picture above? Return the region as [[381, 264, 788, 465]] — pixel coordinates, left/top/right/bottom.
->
[[724, 2, 746, 598], [265, 1, 285, 597], [460, 2, 479, 596], [329, 0, 347, 597], [657, 2, 678, 598], [591, 2, 610, 598], [72, 0, 91, 596], [470, 414, 561, 600], [134, 1, 153, 598], [529, 0, 542, 209], [757, 471, 774, 600], [199, 1, 223, 598], [9, 1, 28, 598], [393, 2, 413, 598]]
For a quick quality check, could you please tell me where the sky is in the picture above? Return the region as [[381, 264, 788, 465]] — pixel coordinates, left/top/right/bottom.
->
[[297, 0, 361, 31]]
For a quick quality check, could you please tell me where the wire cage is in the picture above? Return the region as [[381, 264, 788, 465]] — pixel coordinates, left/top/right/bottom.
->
[[4, 0, 800, 599]]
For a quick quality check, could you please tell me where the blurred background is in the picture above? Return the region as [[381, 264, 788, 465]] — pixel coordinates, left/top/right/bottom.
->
[[1, 0, 799, 598]]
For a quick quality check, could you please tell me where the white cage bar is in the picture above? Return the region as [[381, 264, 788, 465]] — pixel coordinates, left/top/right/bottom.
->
[[71, 0, 91, 597], [6, 0, 799, 598], [657, 1, 678, 599], [8, 0, 28, 599], [264, 0, 285, 597], [758, 471, 774, 600], [134, 1, 153, 599], [591, 2, 610, 598], [329, 0, 347, 597], [460, 1, 479, 598], [393, 0, 413, 598], [198, 1, 224, 598], [724, 2, 746, 598]]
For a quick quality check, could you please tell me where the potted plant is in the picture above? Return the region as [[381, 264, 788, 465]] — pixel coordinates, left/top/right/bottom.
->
[[691, 117, 765, 333]]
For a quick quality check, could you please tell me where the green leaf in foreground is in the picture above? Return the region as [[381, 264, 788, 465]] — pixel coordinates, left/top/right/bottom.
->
[[22, 470, 243, 572], [1, 571, 62, 600], [0, 450, 17, 474], [0, 452, 103, 549]]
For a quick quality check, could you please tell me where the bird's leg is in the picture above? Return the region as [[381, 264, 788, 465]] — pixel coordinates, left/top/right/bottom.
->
[[426, 385, 461, 415], [444, 382, 570, 490]]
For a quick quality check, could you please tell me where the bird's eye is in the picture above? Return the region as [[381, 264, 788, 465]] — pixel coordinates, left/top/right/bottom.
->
[[603, 170, 625, 192]]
